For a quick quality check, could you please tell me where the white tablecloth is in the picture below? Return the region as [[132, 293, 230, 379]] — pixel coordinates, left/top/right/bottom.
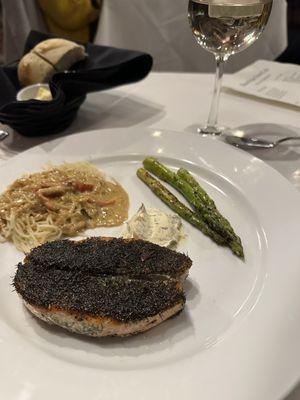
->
[[0, 73, 300, 399], [2, 72, 300, 190]]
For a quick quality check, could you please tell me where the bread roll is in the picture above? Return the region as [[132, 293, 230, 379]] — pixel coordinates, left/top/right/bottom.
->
[[18, 53, 54, 87], [18, 38, 86, 87]]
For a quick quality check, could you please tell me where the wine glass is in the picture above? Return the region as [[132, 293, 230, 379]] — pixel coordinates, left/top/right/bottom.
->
[[188, 0, 273, 135]]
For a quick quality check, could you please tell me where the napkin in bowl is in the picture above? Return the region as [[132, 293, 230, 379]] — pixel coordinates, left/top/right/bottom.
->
[[0, 31, 153, 137]]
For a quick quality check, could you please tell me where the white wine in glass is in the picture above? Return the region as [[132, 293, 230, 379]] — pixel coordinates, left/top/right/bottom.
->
[[188, 0, 273, 135]]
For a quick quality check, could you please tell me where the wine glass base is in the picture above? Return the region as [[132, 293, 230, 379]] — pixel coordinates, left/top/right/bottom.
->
[[197, 125, 228, 136]]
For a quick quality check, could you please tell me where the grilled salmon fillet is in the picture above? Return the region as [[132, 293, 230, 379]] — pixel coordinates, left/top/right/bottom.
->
[[13, 237, 192, 337], [23, 237, 192, 280]]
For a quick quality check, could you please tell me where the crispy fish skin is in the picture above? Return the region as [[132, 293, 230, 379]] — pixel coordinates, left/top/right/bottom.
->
[[13, 238, 191, 337]]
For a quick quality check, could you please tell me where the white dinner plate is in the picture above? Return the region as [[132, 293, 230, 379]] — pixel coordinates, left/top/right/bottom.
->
[[1, 128, 300, 400]]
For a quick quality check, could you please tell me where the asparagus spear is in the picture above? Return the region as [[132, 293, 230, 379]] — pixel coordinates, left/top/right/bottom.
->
[[137, 168, 227, 246], [177, 168, 244, 260], [177, 167, 216, 210], [143, 158, 235, 240], [177, 168, 242, 241], [142, 158, 244, 260]]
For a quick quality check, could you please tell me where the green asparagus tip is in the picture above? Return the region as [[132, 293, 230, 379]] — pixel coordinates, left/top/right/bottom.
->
[[143, 157, 157, 166], [230, 240, 245, 261], [137, 167, 146, 177]]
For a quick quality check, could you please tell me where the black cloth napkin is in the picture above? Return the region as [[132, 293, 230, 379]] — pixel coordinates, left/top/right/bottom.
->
[[0, 31, 153, 136]]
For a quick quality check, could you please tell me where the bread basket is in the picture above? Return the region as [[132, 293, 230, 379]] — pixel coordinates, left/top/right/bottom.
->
[[0, 31, 153, 137]]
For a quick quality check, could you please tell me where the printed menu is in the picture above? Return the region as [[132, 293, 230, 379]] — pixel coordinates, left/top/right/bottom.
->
[[224, 60, 300, 107]]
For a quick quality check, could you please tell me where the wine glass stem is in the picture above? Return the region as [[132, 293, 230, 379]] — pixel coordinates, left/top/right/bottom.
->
[[206, 55, 226, 133]]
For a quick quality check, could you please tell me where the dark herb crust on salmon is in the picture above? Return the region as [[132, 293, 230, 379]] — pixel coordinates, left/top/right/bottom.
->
[[13, 237, 192, 336], [14, 272, 185, 322], [23, 237, 192, 279]]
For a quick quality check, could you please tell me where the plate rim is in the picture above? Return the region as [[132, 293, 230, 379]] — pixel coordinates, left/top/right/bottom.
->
[[1, 127, 300, 400]]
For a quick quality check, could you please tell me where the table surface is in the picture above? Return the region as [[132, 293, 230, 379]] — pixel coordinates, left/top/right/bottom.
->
[[1, 72, 300, 399], [2, 72, 300, 189]]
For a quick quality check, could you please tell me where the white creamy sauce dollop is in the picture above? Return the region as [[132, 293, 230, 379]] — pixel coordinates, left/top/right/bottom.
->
[[123, 204, 185, 249]]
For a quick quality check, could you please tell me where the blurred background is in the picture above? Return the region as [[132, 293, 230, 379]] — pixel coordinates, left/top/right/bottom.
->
[[0, 2, 3, 64], [0, 0, 299, 67], [278, 0, 300, 64]]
